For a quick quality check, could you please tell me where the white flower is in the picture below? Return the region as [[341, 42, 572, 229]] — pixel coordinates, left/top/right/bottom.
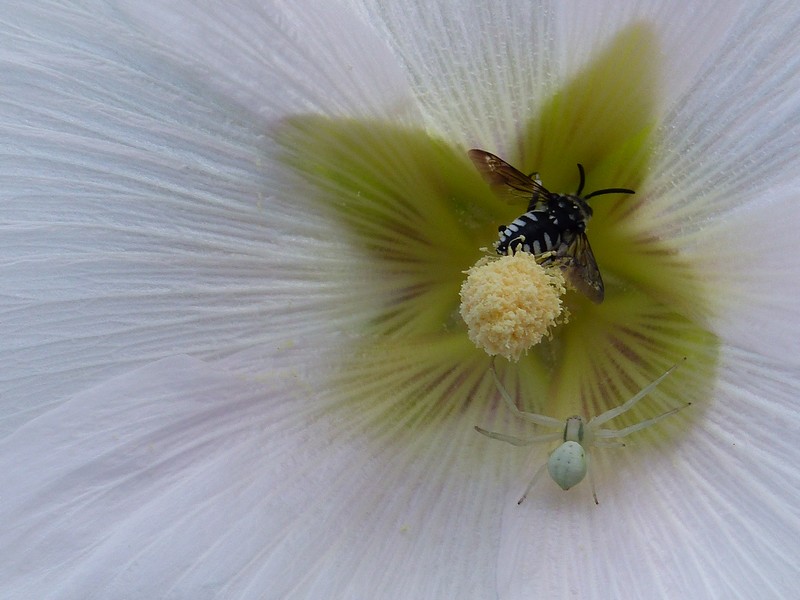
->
[[1, 1, 799, 598]]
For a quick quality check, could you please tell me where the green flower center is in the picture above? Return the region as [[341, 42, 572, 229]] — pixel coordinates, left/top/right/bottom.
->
[[276, 23, 719, 436]]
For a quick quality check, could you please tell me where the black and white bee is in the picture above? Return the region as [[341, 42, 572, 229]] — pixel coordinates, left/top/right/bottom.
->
[[468, 149, 635, 304]]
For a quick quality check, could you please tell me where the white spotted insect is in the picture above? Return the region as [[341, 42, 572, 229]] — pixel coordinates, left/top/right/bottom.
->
[[468, 149, 635, 304], [475, 358, 689, 505]]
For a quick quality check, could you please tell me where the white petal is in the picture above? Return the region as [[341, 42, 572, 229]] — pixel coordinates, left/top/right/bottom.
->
[[641, 2, 800, 233], [0, 4, 364, 426], [345, 0, 763, 150], [115, 0, 419, 121], [346, 0, 571, 150], [495, 348, 798, 598], [683, 185, 800, 360], [0, 356, 509, 598]]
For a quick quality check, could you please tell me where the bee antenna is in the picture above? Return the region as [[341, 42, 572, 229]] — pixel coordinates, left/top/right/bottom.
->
[[583, 187, 636, 200], [575, 164, 586, 196]]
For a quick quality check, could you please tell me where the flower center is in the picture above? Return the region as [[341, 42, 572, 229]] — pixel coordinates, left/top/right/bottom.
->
[[275, 23, 720, 433]]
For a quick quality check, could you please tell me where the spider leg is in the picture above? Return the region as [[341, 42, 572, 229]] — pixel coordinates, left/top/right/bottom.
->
[[591, 439, 626, 448], [587, 452, 599, 505], [593, 403, 691, 439], [491, 360, 564, 429], [474, 426, 561, 446], [589, 358, 685, 428], [517, 461, 549, 505]]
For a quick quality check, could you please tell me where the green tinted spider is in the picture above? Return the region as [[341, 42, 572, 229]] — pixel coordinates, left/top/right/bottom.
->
[[476, 358, 689, 504]]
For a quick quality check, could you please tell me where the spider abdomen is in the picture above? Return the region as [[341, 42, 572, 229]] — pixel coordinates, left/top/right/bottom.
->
[[547, 441, 587, 490]]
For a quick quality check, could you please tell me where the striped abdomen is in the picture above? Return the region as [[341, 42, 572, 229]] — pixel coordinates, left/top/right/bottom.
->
[[496, 197, 588, 256]]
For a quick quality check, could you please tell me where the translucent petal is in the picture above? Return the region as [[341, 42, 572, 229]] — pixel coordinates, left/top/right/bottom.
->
[[642, 2, 800, 235], [0, 3, 369, 428], [681, 185, 800, 360], [115, 0, 419, 120], [0, 356, 511, 598], [344, 0, 758, 148]]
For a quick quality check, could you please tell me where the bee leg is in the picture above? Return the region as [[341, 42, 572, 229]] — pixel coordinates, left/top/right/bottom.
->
[[534, 250, 560, 265]]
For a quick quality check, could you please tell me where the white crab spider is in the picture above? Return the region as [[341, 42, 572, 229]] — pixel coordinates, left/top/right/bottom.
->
[[475, 358, 689, 505]]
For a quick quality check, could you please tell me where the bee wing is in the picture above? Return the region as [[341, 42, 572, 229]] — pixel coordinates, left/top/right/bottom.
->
[[562, 233, 604, 304], [468, 149, 550, 208]]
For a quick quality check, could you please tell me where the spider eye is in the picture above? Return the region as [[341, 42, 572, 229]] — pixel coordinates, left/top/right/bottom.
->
[[547, 441, 587, 490]]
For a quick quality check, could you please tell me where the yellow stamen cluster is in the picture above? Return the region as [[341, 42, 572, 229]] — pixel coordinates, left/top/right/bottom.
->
[[459, 253, 567, 361]]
